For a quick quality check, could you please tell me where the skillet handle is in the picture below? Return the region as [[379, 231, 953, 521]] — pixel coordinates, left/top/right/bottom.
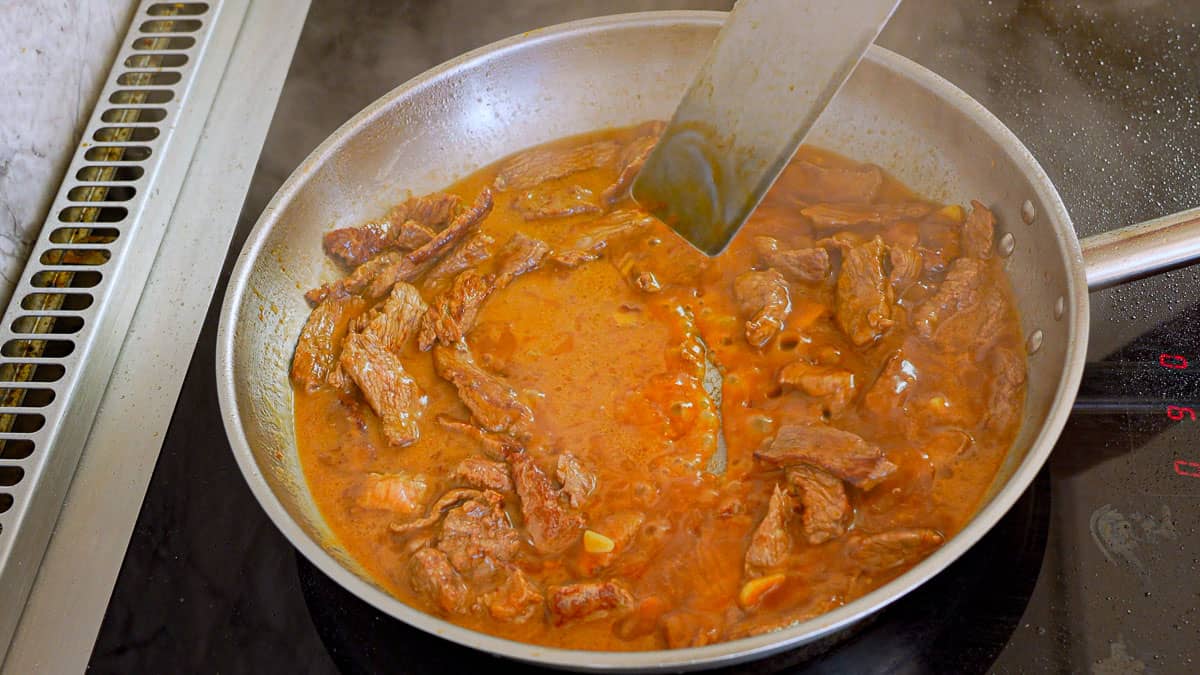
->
[[1080, 206, 1200, 292]]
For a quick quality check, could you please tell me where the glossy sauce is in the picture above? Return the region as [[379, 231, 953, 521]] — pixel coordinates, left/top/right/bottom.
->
[[293, 126, 1026, 650]]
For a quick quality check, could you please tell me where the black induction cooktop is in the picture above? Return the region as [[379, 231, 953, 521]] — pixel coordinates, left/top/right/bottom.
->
[[87, 1, 1199, 672]]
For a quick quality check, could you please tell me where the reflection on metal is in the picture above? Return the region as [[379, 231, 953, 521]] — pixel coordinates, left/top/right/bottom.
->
[[1081, 206, 1200, 291]]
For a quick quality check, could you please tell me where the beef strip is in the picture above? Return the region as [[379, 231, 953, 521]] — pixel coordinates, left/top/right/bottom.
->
[[600, 122, 664, 204], [453, 456, 512, 492], [555, 452, 595, 508], [548, 209, 657, 268], [861, 350, 917, 419], [961, 200, 995, 259], [321, 193, 459, 268], [482, 568, 544, 623], [802, 202, 934, 230], [434, 344, 534, 435], [305, 250, 406, 305], [423, 231, 495, 288], [753, 236, 830, 283], [339, 332, 425, 447], [358, 472, 428, 514], [778, 362, 857, 415], [888, 244, 923, 295], [847, 528, 945, 571], [418, 269, 498, 350], [930, 285, 1009, 355], [494, 232, 551, 284], [733, 269, 791, 348], [985, 347, 1026, 433], [512, 185, 602, 220], [547, 581, 634, 625], [494, 140, 621, 191], [509, 449, 584, 554], [437, 489, 520, 581], [835, 236, 894, 346], [409, 547, 470, 614], [789, 160, 883, 203], [436, 414, 519, 458], [356, 281, 427, 353], [390, 488, 488, 534], [912, 257, 985, 339], [744, 484, 792, 574], [786, 465, 850, 544], [756, 423, 897, 490], [291, 293, 366, 392]]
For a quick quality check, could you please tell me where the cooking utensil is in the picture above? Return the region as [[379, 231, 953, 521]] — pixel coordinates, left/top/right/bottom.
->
[[216, 11, 1200, 671], [633, 0, 900, 255]]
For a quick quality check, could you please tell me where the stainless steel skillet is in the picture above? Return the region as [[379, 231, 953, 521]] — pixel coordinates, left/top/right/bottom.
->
[[215, 11, 1200, 672]]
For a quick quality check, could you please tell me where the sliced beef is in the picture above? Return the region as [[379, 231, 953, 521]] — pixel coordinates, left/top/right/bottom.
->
[[835, 237, 894, 346], [744, 484, 792, 573], [802, 202, 934, 230], [433, 344, 534, 435], [512, 185, 602, 220], [548, 209, 657, 267], [985, 347, 1026, 433], [356, 281, 427, 354], [322, 193, 459, 268], [861, 350, 917, 419], [961, 200, 995, 259], [291, 293, 366, 392], [418, 269, 498, 350], [753, 236, 830, 284], [756, 423, 897, 490], [494, 232, 551, 284], [509, 450, 584, 554], [390, 488, 488, 534], [778, 361, 857, 415], [358, 472, 428, 514], [409, 547, 470, 614], [601, 122, 664, 204], [423, 231, 495, 288], [482, 568, 544, 623], [786, 465, 850, 544], [437, 489, 520, 580], [321, 220, 394, 269], [339, 332, 425, 447], [556, 452, 595, 508], [305, 250, 406, 305], [436, 414, 520, 458], [392, 220, 437, 250], [912, 257, 985, 339], [847, 528, 945, 571], [888, 244, 923, 295], [547, 581, 634, 625], [494, 140, 621, 191], [930, 285, 1009, 355], [387, 192, 462, 231], [734, 269, 791, 348], [789, 160, 882, 203], [453, 456, 512, 492]]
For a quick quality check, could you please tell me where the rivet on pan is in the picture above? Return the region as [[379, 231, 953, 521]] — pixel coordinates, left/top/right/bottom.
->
[[1021, 200, 1037, 225], [998, 232, 1015, 257], [1026, 329, 1044, 355], [1054, 296, 1065, 320]]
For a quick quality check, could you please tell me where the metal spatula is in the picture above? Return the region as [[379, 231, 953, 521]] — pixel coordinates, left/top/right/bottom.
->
[[632, 0, 902, 255]]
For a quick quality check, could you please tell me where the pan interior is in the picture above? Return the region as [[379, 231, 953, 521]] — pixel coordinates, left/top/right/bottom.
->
[[219, 11, 1082, 669]]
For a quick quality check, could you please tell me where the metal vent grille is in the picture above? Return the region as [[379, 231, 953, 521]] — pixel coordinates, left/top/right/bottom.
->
[[0, 0, 237, 652]]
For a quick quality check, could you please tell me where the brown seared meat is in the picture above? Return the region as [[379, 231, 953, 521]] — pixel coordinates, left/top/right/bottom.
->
[[494, 232, 551, 284], [888, 244, 923, 295], [961, 200, 995, 259], [423, 231, 495, 288], [912, 257, 985, 339], [390, 488, 488, 534], [734, 269, 791, 348], [509, 450, 584, 554], [354, 281, 427, 354], [291, 293, 366, 392], [744, 484, 793, 573], [513, 185, 602, 220], [861, 350, 918, 420], [409, 547, 470, 614], [985, 347, 1026, 433], [322, 192, 459, 267], [418, 270, 497, 350], [388, 192, 462, 230], [339, 332, 425, 447], [847, 528, 945, 571], [802, 202, 934, 230], [756, 424, 897, 490], [482, 569, 544, 623], [835, 237, 894, 346], [436, 414, 520, 458], [786, 465, 849, 544], [601, 122, 664, 204], [753, 236, 831, 283], [495, 140, 621, 191], [305, 250, 406, 305], [433, 344, 534, 435], [930, 286, 1009, 356], [787, 160, 882, 204], [437, 489, 520, 580], [548, 581, 634, 625], [358, 472, 428, 514], [549, 209, 657, 267], [453, 456, 512, 492], [778, 362, 857, 416], [556, 452, 595, 508]]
